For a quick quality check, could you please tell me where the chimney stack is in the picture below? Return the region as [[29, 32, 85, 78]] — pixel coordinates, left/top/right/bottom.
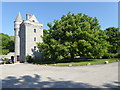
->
[[26, 13, 32, 20]]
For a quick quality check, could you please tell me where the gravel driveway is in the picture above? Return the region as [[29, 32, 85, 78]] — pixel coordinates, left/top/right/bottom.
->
[[1, 62, 119, 88]]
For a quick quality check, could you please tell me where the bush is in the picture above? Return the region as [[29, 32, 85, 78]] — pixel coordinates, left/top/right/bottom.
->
[[26, 55, 33, 63], [114, 53, 120, 58], [103, 53, 114, 59], [32, 58, 41, 64], [4, 58, 9, 64]]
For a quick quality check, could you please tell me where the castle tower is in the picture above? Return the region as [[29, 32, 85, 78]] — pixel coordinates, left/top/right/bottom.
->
[[14, 12, 22, 62]]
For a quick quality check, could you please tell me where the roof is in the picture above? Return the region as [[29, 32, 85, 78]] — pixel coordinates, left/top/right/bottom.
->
[[15, 12, 22, 21]]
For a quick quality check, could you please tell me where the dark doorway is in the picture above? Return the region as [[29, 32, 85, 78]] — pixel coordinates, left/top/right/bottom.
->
[[11, 56, 14, 64], [17, 55, 20, 61], [11, 56, 14, 60]]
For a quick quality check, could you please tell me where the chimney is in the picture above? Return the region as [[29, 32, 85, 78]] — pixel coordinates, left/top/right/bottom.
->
[[26, 13, 32, 20]]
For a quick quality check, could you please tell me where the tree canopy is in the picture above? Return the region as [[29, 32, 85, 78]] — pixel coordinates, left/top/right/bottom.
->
[[37, 12, 111, 60], [0, 33, 14, 55], [104, 27, 120, 54]]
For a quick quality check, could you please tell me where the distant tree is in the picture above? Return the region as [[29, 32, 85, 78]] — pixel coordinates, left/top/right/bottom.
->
[[37, 12, 110, 60], [7, 40, 14, 52], [105, 27, 120, 54], [0, 33, 14, 55]]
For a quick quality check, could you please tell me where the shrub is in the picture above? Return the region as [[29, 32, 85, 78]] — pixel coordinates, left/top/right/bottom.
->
[[103, 53, 114, 59], [114, 53, 120, 58], [4, 58, 9, 64], [26, 55, 33, 63]]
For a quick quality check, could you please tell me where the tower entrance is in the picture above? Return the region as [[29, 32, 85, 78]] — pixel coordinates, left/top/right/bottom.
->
[[17, 55, 20, 62]]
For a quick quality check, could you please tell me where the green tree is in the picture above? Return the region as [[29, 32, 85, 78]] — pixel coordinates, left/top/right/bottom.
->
[[104, 27, 120, 54], [37, 12, 110, 60], [0, 33, 14, 55], [7, 40, 14, 52]]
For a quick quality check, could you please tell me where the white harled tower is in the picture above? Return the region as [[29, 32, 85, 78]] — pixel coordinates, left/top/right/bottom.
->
[[14, 12, 43, 62], [14, 12, 22, 62]]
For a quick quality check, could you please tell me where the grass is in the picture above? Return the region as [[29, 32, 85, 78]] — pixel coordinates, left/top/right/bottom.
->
[[43, 58, 120, 66]]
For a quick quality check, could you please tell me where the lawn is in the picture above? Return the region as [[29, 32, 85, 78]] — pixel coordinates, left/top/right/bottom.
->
[[45, 58, 120, 66]]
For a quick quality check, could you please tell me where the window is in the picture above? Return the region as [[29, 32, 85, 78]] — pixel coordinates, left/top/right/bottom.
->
[[32, 20, 35, 22], [34, 37, 36, 41], [34, 29, 36, 33], [40, 26, 43, 29], [34, 46, 36, 50]]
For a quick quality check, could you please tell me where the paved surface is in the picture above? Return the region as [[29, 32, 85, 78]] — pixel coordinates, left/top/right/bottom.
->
[[1, 62, 119, 88]]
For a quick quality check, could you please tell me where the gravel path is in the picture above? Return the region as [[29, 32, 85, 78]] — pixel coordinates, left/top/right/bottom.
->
[[1, 62, 119, 88]]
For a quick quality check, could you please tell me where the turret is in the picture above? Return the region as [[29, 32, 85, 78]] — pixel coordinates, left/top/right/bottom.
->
[[15, 12, 22, 21], [14, 12, 22, 62], [14, 12, 22, 30]]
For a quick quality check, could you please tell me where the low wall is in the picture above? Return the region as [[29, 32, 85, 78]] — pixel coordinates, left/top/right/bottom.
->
[[0, 52, 15, 59]]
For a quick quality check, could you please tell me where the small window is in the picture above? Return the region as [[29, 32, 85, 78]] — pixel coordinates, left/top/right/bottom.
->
[[34, 46, 36, 50], [34, 37, 36, 41], [32, 20, 35, 22], [34, 29, 36, 33]]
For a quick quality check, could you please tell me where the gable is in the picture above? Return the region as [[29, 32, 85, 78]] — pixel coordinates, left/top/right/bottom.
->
[[29, 15, 39, 23]]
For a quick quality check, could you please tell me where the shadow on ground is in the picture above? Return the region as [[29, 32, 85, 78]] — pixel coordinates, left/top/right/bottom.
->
[[103, 81, 119, 88], [2, 74, 119, 88]]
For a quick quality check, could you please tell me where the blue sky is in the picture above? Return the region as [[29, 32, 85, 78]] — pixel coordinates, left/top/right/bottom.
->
[[2, 2, 118, 36]]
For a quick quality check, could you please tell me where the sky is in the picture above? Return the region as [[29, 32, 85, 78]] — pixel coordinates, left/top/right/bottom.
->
[[2, 2, 118, 36]]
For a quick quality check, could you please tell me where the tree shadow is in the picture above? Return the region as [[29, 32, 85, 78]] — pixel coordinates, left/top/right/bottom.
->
[[103, 81, 120, 88], [2, 74, 119, 88], [2, 74, 99, 88]]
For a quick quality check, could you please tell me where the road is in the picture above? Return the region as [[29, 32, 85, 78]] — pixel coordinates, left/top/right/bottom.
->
[[1, 62, 119, 88]]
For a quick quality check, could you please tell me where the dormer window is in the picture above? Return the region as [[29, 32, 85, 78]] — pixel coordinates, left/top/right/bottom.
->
[[34, 29, 36, 33]]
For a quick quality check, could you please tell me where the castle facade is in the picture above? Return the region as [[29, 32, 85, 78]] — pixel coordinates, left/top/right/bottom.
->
[[14, 12, 43, 62]]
